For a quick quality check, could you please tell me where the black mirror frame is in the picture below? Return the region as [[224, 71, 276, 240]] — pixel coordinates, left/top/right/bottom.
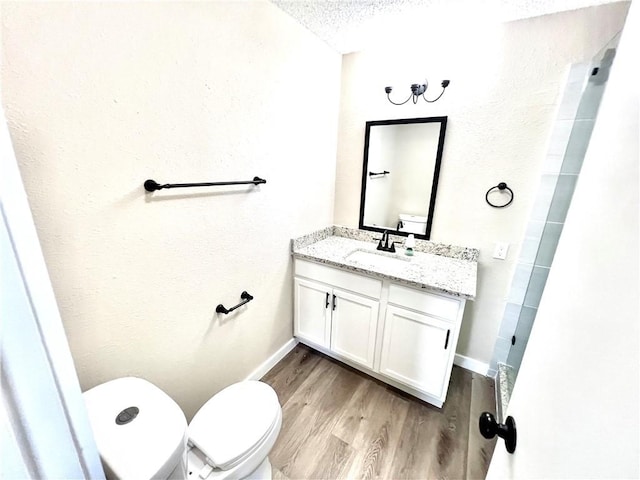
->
[[358, 116, 448, 241]]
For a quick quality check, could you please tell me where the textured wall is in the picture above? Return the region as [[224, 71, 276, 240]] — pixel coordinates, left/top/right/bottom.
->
[[334, 3, 630, 366], [2, 1, 340, 420]]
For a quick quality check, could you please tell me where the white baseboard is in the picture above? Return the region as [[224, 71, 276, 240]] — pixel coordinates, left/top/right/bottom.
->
[[245, 338, 299, 381], [454, 354, 490, 376], [246, 340, 489, 381]]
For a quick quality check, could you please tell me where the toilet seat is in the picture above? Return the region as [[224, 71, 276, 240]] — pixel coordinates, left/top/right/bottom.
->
[[188, 381, 281, 472]]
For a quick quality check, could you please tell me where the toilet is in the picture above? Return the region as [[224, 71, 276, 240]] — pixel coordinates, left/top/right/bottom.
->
[[83, 377, 282, 480], [397, 213, 428, 235]]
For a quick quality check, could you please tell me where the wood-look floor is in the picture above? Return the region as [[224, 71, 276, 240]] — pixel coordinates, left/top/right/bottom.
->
[[261, 344, 497, 480]]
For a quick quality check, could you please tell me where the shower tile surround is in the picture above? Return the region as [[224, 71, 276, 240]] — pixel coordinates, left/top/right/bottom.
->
[[292, 226, 478, 299], [490, 59, 608, 418]]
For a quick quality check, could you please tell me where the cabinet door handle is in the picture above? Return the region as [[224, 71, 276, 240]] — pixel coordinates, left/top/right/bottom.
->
[[444, 329, 451, 349], [332, 294, 337, 311], [325, 292, 330, 308]]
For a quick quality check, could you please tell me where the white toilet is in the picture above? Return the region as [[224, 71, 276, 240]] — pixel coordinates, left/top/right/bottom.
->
[[398, 213, 428, 235], [83, 377, 282, 480]]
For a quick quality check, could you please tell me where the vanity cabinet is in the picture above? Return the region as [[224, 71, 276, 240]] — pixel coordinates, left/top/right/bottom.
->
[[379, 285, 462, 400], [294, 278, 379, 369], [293, 278, 332, 348], [294, 261, 380, 369], [293, 258, 466, 407], [329, 289, 379, 369]]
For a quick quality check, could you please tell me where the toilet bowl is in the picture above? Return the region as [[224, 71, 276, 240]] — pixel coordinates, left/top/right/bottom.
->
[[83, 377, 282, 480]]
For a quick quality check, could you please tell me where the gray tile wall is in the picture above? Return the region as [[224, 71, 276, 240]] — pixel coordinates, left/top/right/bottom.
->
[[489, 61, 606, 376]]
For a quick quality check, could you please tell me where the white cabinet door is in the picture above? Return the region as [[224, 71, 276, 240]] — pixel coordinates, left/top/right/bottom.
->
[[294, 277, 331, 348], [330, 288, 379, 369], [379, 305, 453, 398]]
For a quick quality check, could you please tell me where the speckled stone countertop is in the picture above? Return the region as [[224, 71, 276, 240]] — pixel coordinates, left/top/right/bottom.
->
[[291, 226, 478, 300]]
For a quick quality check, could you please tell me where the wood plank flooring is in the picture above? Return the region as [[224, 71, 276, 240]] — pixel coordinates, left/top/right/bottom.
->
[[262, 344, 497, 480]]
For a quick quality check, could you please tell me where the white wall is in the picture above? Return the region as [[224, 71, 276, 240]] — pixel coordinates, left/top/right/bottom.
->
[[334, 3, 630, 366], [1, 0, 341, 420]]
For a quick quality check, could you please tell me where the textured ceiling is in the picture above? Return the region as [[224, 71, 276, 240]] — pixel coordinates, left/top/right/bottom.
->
[[270, 0, 621, 53]]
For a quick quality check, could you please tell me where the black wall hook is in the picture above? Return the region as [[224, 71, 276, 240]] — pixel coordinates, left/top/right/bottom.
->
[[479, 412, 517, 453], [216, 291, 254, 315], [486, 182, 514, 208]]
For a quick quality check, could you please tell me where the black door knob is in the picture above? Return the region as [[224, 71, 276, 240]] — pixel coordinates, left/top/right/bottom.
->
[[479, 411, 517, 454]]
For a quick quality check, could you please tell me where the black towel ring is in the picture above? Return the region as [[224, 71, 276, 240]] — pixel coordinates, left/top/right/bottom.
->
[[486, 182, 514, 208]]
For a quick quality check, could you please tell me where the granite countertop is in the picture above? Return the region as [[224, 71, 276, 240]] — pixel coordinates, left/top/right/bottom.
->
[[291, 227, 478, 300]]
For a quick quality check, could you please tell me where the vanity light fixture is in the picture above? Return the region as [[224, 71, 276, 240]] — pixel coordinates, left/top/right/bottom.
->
[[385, 79, 450, 105]]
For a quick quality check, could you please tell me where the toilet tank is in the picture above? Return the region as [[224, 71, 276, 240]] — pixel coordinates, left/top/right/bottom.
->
[[83, 377, 187, 480], [398, 214, 427, 234]]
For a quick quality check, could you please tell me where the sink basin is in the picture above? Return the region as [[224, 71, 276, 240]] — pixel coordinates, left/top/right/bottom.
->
[[346, 249, 411, 270]]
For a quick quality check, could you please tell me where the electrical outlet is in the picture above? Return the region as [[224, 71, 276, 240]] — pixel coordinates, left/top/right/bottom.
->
[[493, 242, 509, 260]]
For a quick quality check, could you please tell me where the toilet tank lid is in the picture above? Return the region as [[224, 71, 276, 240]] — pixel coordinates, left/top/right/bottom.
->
[[399, 213, 427, 223], [83, 377, 187, 480], [188, 381, 280, 471]]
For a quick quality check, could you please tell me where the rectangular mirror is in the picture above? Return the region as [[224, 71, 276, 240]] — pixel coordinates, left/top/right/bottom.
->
[[359, 116, 447, 240]]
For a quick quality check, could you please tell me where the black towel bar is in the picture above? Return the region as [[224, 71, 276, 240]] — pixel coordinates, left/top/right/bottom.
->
[[144, 177, 266, 192], [216, 291, 254, 315]]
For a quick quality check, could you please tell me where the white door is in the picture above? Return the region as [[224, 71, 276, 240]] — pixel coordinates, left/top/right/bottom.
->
[[379, 305, 451, 397], [293, 277, 331, 347], [487, 4, 638, 477], [330, 288, 379, 369]]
